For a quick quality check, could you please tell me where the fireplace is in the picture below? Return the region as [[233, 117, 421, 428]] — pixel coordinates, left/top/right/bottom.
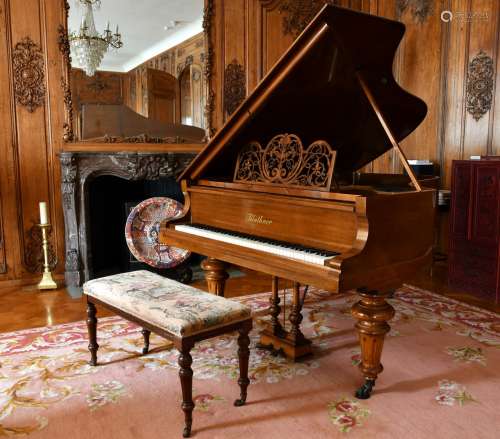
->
[[60, 151, 195, 295]]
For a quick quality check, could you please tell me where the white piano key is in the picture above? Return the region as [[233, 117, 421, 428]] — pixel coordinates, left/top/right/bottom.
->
[[174, 224, 336, 266]]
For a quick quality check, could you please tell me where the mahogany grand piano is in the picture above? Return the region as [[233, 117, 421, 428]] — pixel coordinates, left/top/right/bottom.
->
[[159, 5, 435, 399]]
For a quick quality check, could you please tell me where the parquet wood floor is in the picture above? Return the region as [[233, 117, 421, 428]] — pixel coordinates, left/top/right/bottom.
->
[[0, 262, 497, 333]]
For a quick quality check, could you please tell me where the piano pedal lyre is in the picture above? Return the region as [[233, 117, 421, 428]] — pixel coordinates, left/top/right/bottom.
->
[[258, 277, 312, 361]]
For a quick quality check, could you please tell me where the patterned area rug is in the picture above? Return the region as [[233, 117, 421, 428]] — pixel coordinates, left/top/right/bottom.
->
[[0, 285, 499, 438]]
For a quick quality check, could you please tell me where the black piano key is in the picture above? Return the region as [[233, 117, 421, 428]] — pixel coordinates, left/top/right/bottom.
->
[[189, 223, 339, 258]]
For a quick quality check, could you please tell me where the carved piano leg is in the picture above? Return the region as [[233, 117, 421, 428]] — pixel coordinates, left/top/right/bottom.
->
[[351, 289, 395, 399], [201, 257, 229, 296], [269, 277, 285, 336], [289, 282, 306, 343]]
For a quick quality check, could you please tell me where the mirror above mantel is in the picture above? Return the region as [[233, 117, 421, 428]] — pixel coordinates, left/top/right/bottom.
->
[[60, 0, 211, 148]]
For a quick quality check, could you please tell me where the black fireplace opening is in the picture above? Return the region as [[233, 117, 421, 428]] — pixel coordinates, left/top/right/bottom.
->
[[88, 175, 186, 279]]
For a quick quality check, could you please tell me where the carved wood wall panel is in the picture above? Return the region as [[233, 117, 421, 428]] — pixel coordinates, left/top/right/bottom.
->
[[58, 20, 74, 142], [278, 0, 332, 37], [396, 0, 433, 24], [466, 51, 494, 121], [0, 0, 15, 280], [12, 37, 46, 113], [0, 0, 68, 286], [25, 224, 57, 273], [224, 60, 246, 117], [203, 0, 215, 136]]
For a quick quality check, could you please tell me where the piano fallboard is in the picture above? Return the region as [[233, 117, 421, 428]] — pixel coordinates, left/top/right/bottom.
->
[[188, 186, 361, 253]]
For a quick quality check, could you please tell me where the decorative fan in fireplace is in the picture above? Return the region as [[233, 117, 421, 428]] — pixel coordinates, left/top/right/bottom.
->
[[125, 197, 190, 269]]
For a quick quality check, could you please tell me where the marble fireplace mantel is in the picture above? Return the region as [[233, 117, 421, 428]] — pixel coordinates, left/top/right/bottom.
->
[[59, 151, 195, 294]]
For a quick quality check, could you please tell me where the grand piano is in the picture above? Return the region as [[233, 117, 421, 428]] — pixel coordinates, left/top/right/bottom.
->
[[159, 5, 435, 399]]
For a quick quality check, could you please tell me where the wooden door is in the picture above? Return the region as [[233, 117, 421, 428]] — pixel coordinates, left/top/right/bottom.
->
[[179, 64, 204, 128], [147, 68, 177, 123]]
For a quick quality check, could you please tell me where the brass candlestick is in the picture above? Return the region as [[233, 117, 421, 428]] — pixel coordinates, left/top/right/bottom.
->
[[37, 223, 57, 290]]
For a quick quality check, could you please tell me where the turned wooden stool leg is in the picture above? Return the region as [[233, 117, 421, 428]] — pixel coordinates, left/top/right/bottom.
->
[[234, 320, 252, 407], [178, 342, 195, 438], [141, 329, 151, 355], [351, 289, 395, 399], [201, 257, 229, 296], [86, 300, 99, 366]]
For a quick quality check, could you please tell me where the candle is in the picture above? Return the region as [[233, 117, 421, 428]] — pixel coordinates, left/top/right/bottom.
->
[[39, 202, 48, 225]]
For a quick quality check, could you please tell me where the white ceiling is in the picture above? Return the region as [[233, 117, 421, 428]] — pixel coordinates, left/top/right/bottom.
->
[[68, 0, 204, 72]]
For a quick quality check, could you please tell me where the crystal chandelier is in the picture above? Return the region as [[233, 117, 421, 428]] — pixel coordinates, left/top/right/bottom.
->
[[69, 0, 123, 76]]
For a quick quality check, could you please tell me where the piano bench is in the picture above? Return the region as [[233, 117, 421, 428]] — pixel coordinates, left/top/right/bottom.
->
[[83, 270, 252, 438]]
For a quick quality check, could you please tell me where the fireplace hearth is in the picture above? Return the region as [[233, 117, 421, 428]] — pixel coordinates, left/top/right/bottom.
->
[[60, 151, 195, 295]]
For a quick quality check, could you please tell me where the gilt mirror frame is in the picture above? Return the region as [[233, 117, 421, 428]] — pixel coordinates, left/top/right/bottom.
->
[[58, 0, 214, 148]]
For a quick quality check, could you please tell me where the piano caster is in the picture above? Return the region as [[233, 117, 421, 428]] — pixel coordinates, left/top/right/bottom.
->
[[351, 289, 395, 400], [355, 379, 375, 400]]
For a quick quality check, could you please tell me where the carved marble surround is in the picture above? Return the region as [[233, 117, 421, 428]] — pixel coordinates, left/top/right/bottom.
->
[[59, 151, 194, 293]]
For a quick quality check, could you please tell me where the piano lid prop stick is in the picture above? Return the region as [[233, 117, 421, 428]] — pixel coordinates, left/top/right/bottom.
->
[[356, 72, 422, 192]]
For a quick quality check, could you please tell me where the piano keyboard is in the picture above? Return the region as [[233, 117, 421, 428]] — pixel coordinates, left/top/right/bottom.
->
[[175, 224, 339, 265]]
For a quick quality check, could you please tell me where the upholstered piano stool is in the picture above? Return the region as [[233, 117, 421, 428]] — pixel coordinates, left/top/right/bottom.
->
[[83, 270, 252, 438]]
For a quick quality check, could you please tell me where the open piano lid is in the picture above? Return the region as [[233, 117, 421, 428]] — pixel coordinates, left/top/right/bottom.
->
[[180, 5, 427, 183]]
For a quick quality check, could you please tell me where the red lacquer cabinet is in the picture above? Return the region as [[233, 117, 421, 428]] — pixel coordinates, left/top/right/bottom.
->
[[449, 160, 500, 303]]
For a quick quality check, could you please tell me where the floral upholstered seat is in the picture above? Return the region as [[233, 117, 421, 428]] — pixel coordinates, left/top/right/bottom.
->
[[83, 271, 251, 337]]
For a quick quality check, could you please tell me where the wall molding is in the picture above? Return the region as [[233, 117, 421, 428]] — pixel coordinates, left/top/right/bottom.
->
[[58, 5, 75, 142], [203, 0, 215, 137], [278, 0, 331, 37], [12, 37, 46, 113], [466, 51, 494, 121], [25, 224, 57, 273], [396, 0, 433, 24], [224, 59, 246, 117]]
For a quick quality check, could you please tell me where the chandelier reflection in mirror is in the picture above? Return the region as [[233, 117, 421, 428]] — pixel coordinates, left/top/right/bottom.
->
[[69, 0, 123, 76]]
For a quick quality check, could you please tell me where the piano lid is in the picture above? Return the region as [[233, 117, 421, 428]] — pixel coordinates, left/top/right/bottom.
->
[[180, 5, 427, 183]]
